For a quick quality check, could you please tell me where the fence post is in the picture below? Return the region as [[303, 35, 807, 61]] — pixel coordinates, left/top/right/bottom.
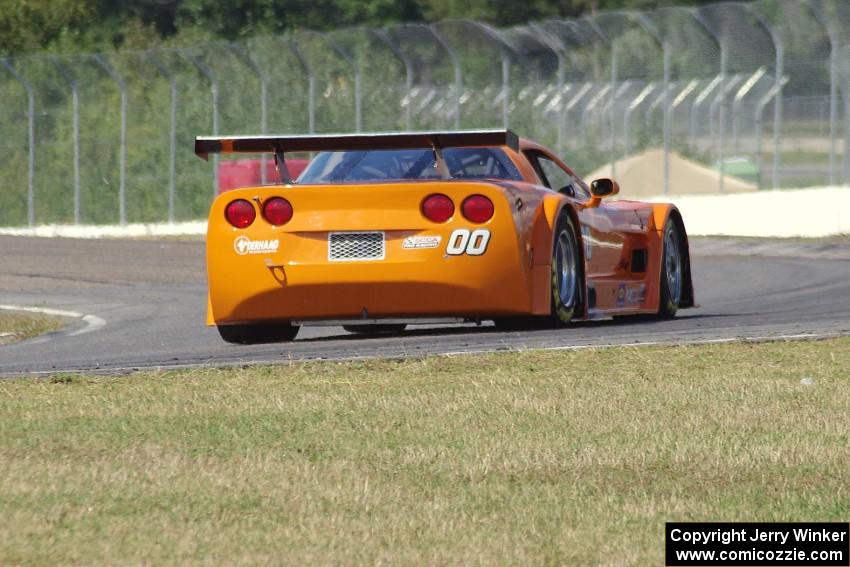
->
[[708, 66, 739, 193], [827, 33, 839, 186], [229, 43, 269, 182], [624, 83, 656, 158], [145, 50, 178, 222], [755, 77, 788, 190], [93, 54, 128, 225], [810, 4, 839, 186], [50, 56, 81, 224], [370, 29, 414, 132], [318, 32, 362, 132], [633, 13, 670, 194], [564, 83, 593, 152], [746, 5, 783, 189], [428, 25, 462, 129], [709, 75, 742, 149], [1, 59, 36, 227], [842, 46, 850, 187], [689, 8, 727, 193], [609, 45, 617, 178], [584, 17, 616, 176], [580, 83, 610, 144], [691, 76, 720, 148], [717, 49, 729, 194], [181, 50, 219, 199], [732, 67, 766, 153], [661, 45, 671, 194], [474, 22, 512, 129], [529, 22, 566, 156], [284, 38, 316, 134]]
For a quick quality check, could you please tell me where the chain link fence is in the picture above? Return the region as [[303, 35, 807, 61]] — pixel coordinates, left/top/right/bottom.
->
[[1, 0, 849, 227]]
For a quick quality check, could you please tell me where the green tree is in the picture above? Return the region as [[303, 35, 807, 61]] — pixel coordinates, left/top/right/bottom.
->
[[1, 0, 729, 57]]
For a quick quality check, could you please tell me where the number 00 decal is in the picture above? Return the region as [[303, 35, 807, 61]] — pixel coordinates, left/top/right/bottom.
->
[[446, 229, 491, 256]]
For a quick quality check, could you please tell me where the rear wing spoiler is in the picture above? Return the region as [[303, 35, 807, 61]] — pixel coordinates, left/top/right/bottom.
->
[[194, 129, 519, 160], [195, 129, 519, 183]]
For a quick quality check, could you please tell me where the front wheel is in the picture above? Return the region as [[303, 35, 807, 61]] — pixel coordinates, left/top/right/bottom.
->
[[217, 322, 299, 344], [658, 219, 683, 318]]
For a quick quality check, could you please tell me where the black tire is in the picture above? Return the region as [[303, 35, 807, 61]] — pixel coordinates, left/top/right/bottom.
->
[[217, 322, 299, 344], [342, 324, 406, 335], [658, 218, 684, 319], [549, 212, 582, 325], [493, 212, 582, 330]]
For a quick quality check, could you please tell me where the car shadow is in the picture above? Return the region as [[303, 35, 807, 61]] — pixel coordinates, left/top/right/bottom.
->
[[293, 311, 730, 343]]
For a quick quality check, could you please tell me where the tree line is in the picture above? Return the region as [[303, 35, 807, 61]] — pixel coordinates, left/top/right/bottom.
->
[[1, 0, 715, 57]]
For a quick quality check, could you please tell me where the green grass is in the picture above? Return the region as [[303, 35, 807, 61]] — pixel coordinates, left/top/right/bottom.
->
[[0, 310, 65, 344], [1, 338, 849, 565]]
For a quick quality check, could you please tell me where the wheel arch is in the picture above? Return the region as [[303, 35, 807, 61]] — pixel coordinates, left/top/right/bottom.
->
[[540, 194, 587, 317], [652, 204, 694, 309]]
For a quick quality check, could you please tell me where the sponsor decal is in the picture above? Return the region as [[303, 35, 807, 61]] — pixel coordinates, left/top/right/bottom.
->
[[402, 235, 442, 249], [616, 283, 626, 307], [626, 283, 646, 305], [446, 228, 491, 256], [234, 235, 280, 255]]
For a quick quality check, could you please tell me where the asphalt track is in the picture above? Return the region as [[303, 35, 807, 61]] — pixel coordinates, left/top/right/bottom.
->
[[1, 235, 848, 376]]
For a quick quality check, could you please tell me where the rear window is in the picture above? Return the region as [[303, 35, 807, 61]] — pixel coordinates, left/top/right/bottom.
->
[[298, 147, 522, 184]]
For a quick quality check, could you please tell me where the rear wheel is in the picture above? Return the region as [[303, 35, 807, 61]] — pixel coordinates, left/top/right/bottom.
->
[[217, 322, 299, 344], [343, 324, 406, 335], [658, 219, 683, 319], [494, 212, 582, 330], [549, 212, 582, 325]]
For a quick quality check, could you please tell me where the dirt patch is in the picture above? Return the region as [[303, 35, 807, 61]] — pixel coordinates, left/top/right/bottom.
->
[[585, 149, 757, 198]]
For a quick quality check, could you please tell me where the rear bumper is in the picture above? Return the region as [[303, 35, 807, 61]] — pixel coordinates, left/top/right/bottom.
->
[[207, 229, 538, 325], [218, 278, 529, 324], [205, 181, 549, 325]]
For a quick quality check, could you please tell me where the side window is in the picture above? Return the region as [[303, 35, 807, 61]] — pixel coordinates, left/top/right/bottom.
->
[[524, 151, 590, 199], [524, 151, 549, 187], [537, 157, 573, 193], [539, 155, 585, 198]]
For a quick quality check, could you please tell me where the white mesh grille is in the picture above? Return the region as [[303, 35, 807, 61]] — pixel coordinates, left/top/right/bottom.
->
[[328, 232, 385, 261]]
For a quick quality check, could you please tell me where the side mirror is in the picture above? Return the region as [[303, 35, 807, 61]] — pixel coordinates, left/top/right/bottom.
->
[[590, 178, 620, 198]]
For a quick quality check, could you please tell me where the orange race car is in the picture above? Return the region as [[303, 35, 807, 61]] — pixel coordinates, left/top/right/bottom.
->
[[194, 130, 694, 344]]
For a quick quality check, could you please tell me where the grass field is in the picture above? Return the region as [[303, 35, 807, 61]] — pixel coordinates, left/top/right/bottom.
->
[[1, 338, 848, 565], [0, 311, 64, 345]]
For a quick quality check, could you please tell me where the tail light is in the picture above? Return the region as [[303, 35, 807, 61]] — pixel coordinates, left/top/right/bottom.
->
[[263, 197, 293, 226], [421, 194, 454, 223], [225, 199, 256, 228], [461, 194, 494, 223]]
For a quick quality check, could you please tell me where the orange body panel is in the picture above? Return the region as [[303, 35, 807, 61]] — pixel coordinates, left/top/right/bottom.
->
[[208, 181, 541, 324], [205, 139, 693, 326]]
